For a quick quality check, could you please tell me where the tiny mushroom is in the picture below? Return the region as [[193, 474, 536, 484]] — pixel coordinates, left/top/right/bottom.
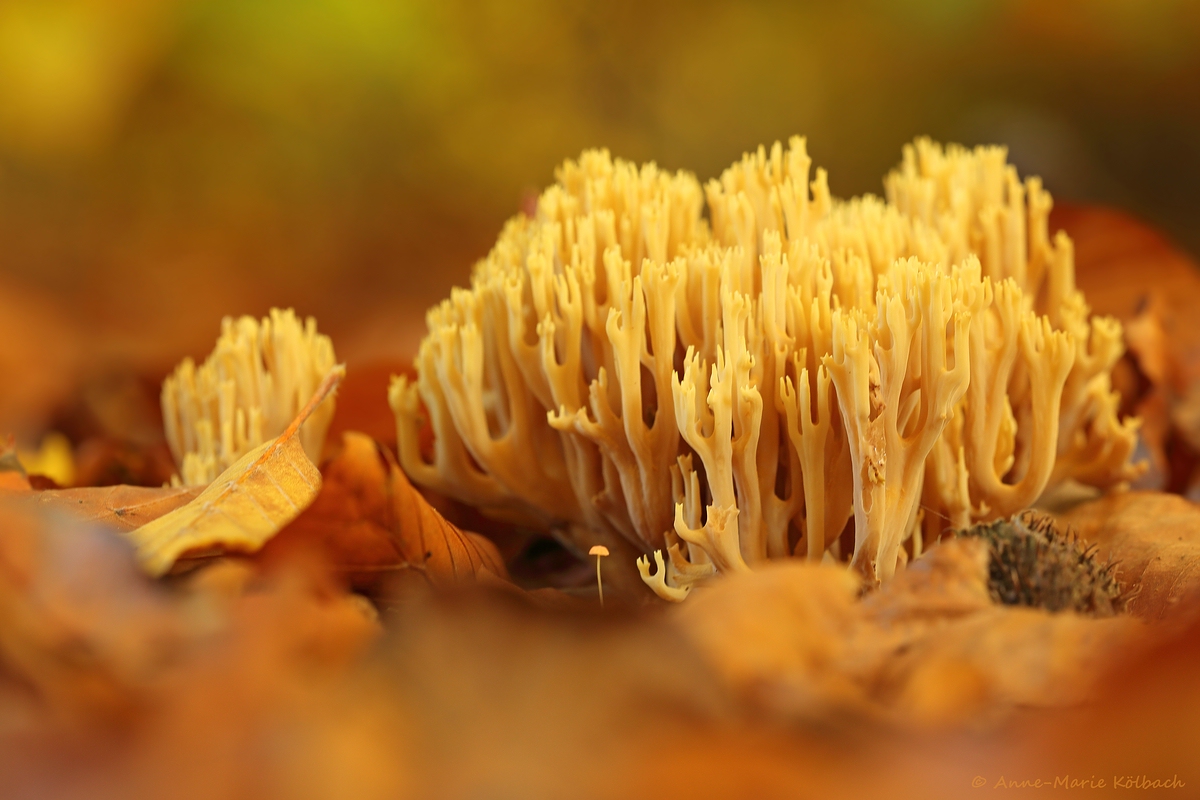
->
[[589, 545, 610, 607]]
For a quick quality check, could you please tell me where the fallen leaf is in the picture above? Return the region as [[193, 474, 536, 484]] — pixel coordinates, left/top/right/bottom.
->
[[125, 366, 344, 577], [862, 542, 1139, 726], [861, 537, 994, 622], [261, 431, 406, 593], [386, 443, 509, 586], [366, 588, 801, 800], [927, 602, 1200, 799], [0, 498, 186, 721], [1058, 204, 1200, 343], [0, 491, 1184, 800], [673, 540, 1140, 728], [0, 491, 382, 800], [1123, 297, 1182, 392], [868, 604, 1138, 728], [673, 561, 875, 720], [1059, 490, 1200, 619], [1058, 205, 1200, 494], [263, 431, 508, 593], [25, 485, 202, 531]]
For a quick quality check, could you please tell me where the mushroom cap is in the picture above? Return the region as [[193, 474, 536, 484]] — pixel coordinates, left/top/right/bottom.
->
[[589, 545, 610, 557]]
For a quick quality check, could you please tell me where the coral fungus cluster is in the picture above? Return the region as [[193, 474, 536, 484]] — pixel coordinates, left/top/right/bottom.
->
[[389, 137, 1142, 596], [162, 308, 337, 486]]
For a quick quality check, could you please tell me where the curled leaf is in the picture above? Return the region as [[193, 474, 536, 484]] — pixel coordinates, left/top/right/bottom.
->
[[264, 431, 508, 591], [262, 431, 403, 592], [387, 445, 509, 585], [125, 367, 344, 576]]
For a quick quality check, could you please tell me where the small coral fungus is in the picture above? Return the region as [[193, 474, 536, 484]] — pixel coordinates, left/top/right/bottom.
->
[[162, 308, 337, 486], [391, 137, 1142, 596]]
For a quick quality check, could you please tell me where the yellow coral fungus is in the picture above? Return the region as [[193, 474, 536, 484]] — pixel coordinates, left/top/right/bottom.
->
[[162, 308, 337, 486], [392, 137, 1143, 596]]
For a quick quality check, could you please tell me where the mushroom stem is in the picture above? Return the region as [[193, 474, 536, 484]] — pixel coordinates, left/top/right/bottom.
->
[[596, 557, 604, 607], [589, 545, 610, 608]]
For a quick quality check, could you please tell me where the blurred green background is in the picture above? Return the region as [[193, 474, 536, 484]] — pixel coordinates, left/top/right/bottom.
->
[[1, 0, 1199, 432]]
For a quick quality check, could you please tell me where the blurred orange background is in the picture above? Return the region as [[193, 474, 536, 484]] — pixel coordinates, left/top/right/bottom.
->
[[2, 0, 1199, 440]]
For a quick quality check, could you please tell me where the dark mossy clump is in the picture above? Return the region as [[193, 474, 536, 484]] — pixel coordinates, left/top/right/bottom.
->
[[957, 510, 1126, 617]]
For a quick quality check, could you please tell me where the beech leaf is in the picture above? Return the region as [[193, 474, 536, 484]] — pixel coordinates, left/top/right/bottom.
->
[[673, 540, 1139, 726], [126, 366, 344, 576], [262, 431, 403, 590], [1059, 490, 1200, 619], [25, 485, 202, 531], [0, 499, 187, 719], [384, 442, 509, 585], [266, 430, 507, 590]]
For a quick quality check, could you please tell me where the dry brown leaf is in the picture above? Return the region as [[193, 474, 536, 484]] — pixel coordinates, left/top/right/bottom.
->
[[976, 606, 1200, 796], [1, 546, 830, 800], [861, 536, 994, 622], [385, 443, 509, 586], [262, 431, 508, 593], [0, 509, 1188, 800], [863, 541, 1140, 726], [868, 607, 1138, 727], [0, 492, 382, 800], [1055, 206, 1196, 454], [2, 433, 200, 536], [0, 491, 1186, 800], [673, 540, 1141, 728], [1059, 204, 1200, 339], [1058, 205, 1200, 493], [22, 485, 202, 531], [260, 431, 404, 593], [125, 367, 344, 577], [0, 498, 186, 720], [1059, 490, 1200, 619], [673, 561, 872, 719]]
